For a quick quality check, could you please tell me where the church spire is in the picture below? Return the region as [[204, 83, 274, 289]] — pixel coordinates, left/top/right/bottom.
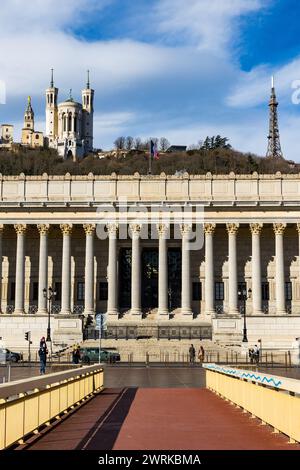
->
[[50, 68, 54, 88], [87, 70, 90, 89], [266, 76, 283, 159]]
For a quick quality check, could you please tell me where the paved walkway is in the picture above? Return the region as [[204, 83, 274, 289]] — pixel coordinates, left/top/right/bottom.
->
[[27, 388, 299, 451]]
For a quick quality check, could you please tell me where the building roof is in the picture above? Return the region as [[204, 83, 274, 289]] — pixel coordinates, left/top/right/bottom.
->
[[166, 145, 187, 152]]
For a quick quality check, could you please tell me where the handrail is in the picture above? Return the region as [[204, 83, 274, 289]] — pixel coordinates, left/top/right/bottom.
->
[[0, 364, 102, 399], [0, 365, 104, 449], [203, 363, 300, 395]]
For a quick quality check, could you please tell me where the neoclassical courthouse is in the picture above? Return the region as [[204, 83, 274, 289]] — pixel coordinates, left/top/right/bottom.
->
[[0, 79, 300, 351]]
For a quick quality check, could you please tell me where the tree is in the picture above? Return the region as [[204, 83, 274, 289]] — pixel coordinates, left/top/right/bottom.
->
[[200, 135, 232, 150], [114, 136, 126, 150], [159, 137, 170, 152], [134, 137, 143, 150], [125, 136, 134, 150]]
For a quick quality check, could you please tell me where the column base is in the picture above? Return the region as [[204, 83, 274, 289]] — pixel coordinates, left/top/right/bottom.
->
[[158, 308, 169, 316], [252, 310, 263, 316], [13, 309, 25, 315], [83, 310, 95, 317], [181, 308, 193, 316], [276, 310, 287, 315], [130, 308, 142, 316], [107, 309, 119, 316], [228, 309, 240, 316], [59, 310, 72, 315], [37, 309, 47, 315]]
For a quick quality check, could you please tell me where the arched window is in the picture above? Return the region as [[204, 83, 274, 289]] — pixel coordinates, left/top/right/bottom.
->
[[74, 116, 77, 133], [87, 95, 90, 106], [68, 113, 72, 132], [63, 114, 66, 132], [50, 94, 53, 104]]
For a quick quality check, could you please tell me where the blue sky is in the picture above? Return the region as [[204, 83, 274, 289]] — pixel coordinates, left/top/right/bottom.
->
[[1, 0, 300, 160]]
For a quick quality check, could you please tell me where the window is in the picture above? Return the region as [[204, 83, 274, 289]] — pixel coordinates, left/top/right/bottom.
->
[[35, 134, 39, 140], [262, 282, 269, 301], [215, 282, 224, 301], [192, 282, 202, 301], [285, 282, 292, 301], [32, 282, 38, 301], [77, 282, 85, 301], [55, 282, 61, 302], [99, 282, 108, 301], [10, 282, 15, 301]]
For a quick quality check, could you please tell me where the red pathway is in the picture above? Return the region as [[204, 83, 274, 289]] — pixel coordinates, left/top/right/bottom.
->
[[27, 388, 299, 451]]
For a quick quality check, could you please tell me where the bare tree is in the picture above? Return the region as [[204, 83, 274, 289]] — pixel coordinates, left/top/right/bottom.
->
[[159, 137, 170, 152], [134, 137, 143, 150], [125, 136, 134, 150], [114, 136, 126, 150]]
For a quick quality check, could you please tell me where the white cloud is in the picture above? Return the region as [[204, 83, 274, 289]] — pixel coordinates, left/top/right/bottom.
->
[[155, 0, 265, 54], [227, 58, 300, 108], [0, 0, 110, 34]]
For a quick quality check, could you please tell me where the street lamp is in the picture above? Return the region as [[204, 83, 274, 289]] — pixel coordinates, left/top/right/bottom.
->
[[238, 287, 252, 343], [168, 287, 173, 318], [43, 287, 57, 342]]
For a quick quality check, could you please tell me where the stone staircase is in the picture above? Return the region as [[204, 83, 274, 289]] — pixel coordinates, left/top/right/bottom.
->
[[81, 337, 236, 363]]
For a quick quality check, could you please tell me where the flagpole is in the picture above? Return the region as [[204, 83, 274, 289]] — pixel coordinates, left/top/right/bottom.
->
[[149, 140, 152, 175]]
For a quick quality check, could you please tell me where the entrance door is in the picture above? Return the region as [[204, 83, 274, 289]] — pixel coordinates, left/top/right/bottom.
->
[[142, 249, 159, 309], [119, 248, 132, 309], [168, 248, 181, 309]]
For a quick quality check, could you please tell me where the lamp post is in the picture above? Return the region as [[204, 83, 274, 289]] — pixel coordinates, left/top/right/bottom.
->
[[238, 287, 252, 343], [43, 287, 57, 342], [168, 287, 172, 318]]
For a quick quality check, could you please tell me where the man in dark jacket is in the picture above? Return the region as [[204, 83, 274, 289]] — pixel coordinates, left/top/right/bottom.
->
[[38, 337, 48, 375]]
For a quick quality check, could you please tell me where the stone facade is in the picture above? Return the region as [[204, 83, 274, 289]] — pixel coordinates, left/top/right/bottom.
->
[[0, 172, 300, 351]]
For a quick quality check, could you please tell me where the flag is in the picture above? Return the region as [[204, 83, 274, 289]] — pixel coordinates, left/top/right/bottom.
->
[[150, 140, 159, 160]]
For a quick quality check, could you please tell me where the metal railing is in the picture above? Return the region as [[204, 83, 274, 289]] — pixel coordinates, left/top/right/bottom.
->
[[204, 363, 300, 443], [0, 365, 104, 450]]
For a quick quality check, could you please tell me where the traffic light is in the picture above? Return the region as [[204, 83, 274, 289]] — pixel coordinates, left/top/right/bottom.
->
[[25, 331, 31, 342]]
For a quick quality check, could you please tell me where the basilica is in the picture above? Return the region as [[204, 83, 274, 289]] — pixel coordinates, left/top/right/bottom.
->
[[45, 70, 94, 159]]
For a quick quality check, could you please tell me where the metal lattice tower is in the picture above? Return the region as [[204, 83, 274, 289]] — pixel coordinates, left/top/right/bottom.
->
[[266, 76, 283, 159]]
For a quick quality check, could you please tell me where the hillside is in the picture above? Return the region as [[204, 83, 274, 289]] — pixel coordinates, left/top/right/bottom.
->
[[0, 147, 298, 176]]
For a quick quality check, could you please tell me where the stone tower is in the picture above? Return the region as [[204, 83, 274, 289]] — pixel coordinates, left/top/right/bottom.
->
[[45, 69, 58, 145], [81, 70, 94, 153], [24, 96, 34, 131]]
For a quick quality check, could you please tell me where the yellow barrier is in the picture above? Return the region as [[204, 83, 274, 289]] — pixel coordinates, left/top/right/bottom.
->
[[0, 365, 104, 450], [204, 364, 300, 444]]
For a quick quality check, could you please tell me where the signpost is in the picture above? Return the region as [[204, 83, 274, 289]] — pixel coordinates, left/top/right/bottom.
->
[[95, 313, 107, 364]]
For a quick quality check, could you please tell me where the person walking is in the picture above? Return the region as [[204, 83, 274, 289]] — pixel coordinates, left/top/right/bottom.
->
[[38, 337, 48, 375], [198, 345, 205, 363], [189, 344, 196, 364], [253, 344, 260, 365]]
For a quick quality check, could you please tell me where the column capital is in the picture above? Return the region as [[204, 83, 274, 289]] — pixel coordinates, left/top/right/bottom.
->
[[180, 224, 193, 236], [226, 223, 239, 235], [14, 224, 27, 235], [83, 223, 96, 235], [129, 223, 142, 236], [204, 223, 216, 235], [0, 224, 4, 234], [273, 223, 286, 235], [250, 223, 263, 235], [37, 224, 50, 235], [106, 223, 119, 236], [157, 223, 169, 238], [60, 223, 73, 236], [296, 223, 300, 234]]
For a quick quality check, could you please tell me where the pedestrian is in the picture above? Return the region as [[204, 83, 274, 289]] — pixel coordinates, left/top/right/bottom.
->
[[38, 337, 48, 375], [198, 346, 205, 363], [253, 344, 260, 365], [189, 344, 196, 364], [248, 348, 254, 364]]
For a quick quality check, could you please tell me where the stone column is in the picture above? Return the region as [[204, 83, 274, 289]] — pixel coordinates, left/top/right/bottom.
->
[[204, 223, 216, 316], [250, 223, 263, 315], [158, 224, 169, 316], [274, 223, 287, 315], [181, 224, 193, 316], [14, 224, 26, 314], [0, 225, 3, 313], [226, 223, 239, 315], [107, 224, 119, 316], [60, 224, 72, 315], [37, 224, 50, 314], [130, 224, 142, 316], [83, 224, 96, 316]]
